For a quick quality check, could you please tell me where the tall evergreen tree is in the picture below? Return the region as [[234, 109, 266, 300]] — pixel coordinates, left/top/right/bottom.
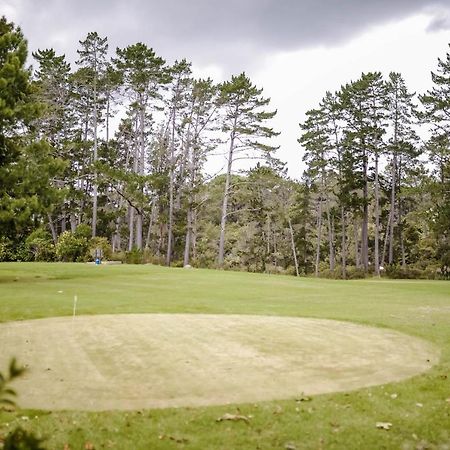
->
[[76, 32, 108, 237], [216, 72, 279, 267]]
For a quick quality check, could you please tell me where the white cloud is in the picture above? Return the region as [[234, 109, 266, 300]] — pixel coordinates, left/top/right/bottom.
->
[[250, 13, 450, 178]]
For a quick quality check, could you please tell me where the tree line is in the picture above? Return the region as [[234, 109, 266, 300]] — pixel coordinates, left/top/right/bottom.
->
[[0, 16, 448, 278]]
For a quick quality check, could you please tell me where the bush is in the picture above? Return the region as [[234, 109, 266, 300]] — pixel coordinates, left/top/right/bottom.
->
[[14, 242, 34, 262], [73, 223, 91, 240], [125, 247, 144, 264], [0, 238, 14, 262], [25, 228, 55, 262], [110, 251, 126, 263], [344, 266, 367, 279], [56, 231, 89, 262], [384, 264, 440, 280]]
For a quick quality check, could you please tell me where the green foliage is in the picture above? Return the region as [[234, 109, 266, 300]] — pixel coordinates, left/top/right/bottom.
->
[[73, 223, 91, 240], [88, 237, 111, 261], [125, 247, 144, 264], [25, 229, 55, 262], [0, 358, 26, 409], [55, 231, 88, 262], [0, 359, 45, 449], [384, 265, 437, 280], [2, 427, 45, 450], [0, 238, 14, 262]]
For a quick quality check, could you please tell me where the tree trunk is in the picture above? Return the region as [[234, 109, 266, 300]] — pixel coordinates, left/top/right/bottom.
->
[[314, 198, 323, 277], [47, 213, 57, 244], [92, 78, 98, 238], [381, 210, 391, 267], [361, 149, 369, 272], [135, 102, 146, 251], [128, 206, 134, 251], [374, 153, 380, 276], [325, 194, 335, 271], [166, 109, 176, 266], [340, 207, 347, 279], [388, 153, 397, 265], [145, 199, 157, 250], [354, 217, 360, 268], [218, 130, 236, 267], [288, 217, 299, 277], [183, 207, 192, 266]]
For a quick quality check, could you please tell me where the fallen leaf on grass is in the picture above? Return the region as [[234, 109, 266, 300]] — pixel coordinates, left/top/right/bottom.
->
[[63, 445, 70, 450], [158, 434, 189, 443], [216, 413, 250, 423], [376, 422, 392, 430], [285, 443, 297, 450], [84, 443, 94, 450]]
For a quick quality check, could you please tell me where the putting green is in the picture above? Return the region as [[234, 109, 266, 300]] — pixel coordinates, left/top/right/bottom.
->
[[0, 314, 439, 411]]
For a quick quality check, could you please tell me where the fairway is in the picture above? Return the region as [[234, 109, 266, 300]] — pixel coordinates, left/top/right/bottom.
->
[[0, 263, 449, 450], [0, 314, 438, 410]]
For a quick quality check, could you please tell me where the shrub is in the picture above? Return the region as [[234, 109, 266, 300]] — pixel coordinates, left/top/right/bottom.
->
[[384, 265, 427, 279], [345, 266, 367, 279], [125, 247, 144, 264], [110, 251, 126, 263], [25, 228, 55, 262], [73, 223, 91, 240], [56, 231, 89, 262], [0, 238, 14, 262]]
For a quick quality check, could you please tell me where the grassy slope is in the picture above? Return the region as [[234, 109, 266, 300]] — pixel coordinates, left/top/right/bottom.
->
[[0, 262, 449, 449]]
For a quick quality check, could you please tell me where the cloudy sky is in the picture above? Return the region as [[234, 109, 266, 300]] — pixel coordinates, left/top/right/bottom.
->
[[3, 0, 450, 177]]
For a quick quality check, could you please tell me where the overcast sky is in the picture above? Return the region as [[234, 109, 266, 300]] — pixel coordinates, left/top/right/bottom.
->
[[3, 0, 450, 177]]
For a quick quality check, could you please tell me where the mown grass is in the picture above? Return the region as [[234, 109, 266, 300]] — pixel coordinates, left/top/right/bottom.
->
[[0, 262, 449, 449]]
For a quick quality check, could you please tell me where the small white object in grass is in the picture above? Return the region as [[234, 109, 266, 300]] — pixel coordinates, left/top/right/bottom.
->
[[376, 422, 392, 430], [416, 402, 423, 408], [390, 393, 398, 399], [57, 291, 63, 293]]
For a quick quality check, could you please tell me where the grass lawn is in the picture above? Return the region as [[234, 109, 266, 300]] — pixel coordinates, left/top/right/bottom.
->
[[0, 262, 449, 449]]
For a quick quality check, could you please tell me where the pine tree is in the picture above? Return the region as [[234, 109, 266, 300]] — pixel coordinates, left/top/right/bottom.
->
[[113, 42, 168, 250], [217, 72, 279, 267], [76, 32, 108, 237]]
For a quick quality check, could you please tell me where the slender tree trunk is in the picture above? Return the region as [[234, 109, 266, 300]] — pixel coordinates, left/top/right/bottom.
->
[[128, 206, 134, 251], [398, 157, 406, 267], [341, 207, 347, 279], [145, 199, 157, 250], [183, 208, 192, 266], [166, 109, 176, 266], [288, 217, 299, 277], [218, 129, 236, 267], [374, 152, 380, 276], [314, 198, 323, 277], [388, 153, 397, 265], [192, 209, 198, 261], [325, 194, 335, 271], [92, 79, 98, 238], [354, 217, 360, 268], [135, 102, 145, 251], [47, 213, 57, 244], [381, 210, 391, 267], [361, 149, 369, 272], [61, 207, 66, 233], [70, 214, 77, 233]]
